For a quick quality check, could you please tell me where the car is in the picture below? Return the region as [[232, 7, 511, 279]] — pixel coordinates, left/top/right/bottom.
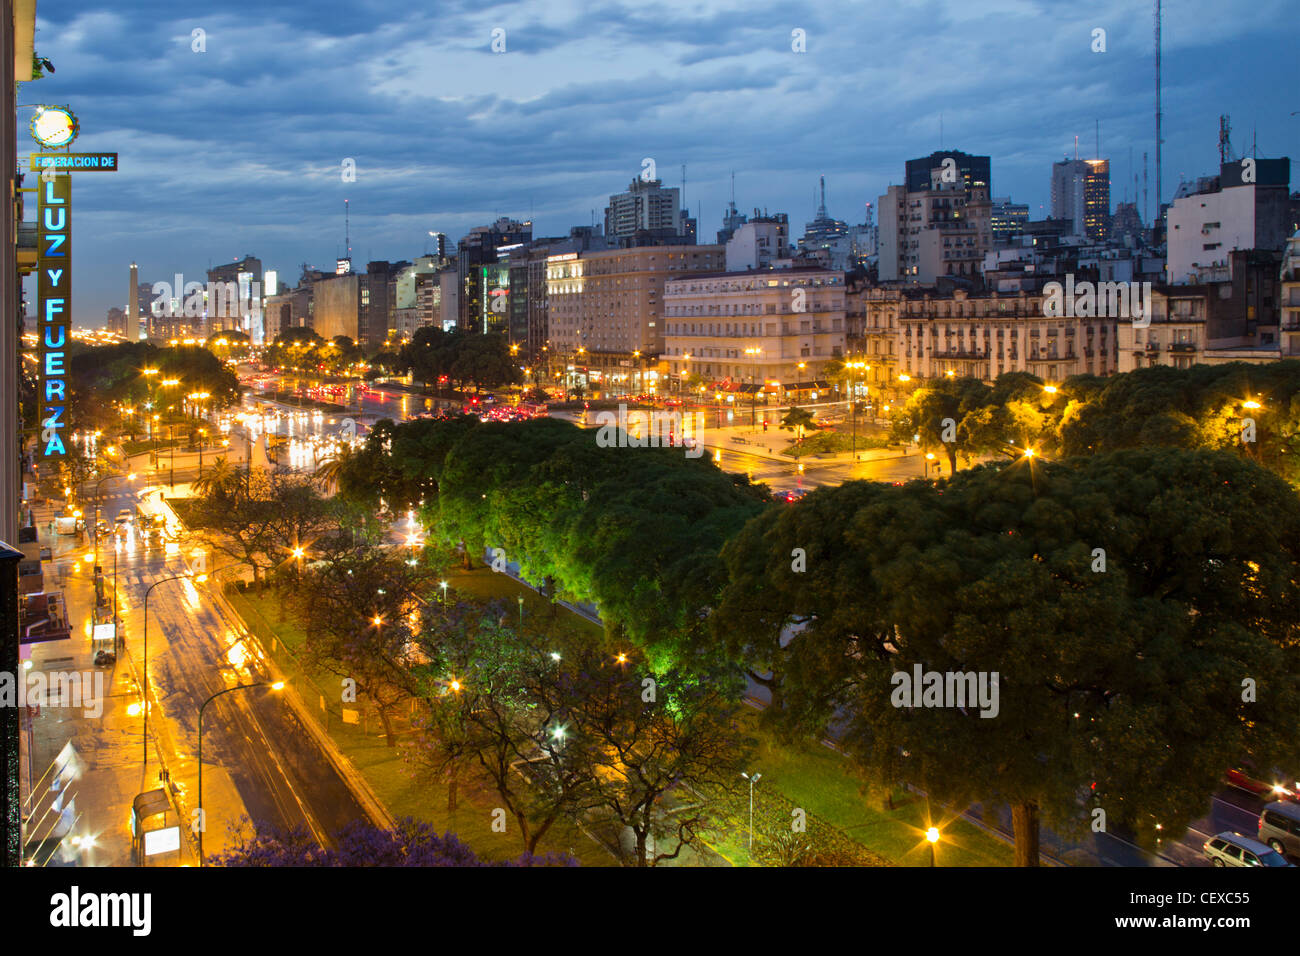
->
[[1203, 831, 1293, 867], [772, 489, 808, 504], [115, 508, 133, 525], [1226, 765, 1298, 801], [1258, 801, 1300, 858]]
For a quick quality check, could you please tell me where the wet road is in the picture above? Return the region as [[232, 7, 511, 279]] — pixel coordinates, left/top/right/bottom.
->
[[96, 480, 371, 852]]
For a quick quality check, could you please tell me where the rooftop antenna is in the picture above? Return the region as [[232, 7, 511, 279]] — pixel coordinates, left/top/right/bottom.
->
[[818, 176, 827, 219], [344, 198, 351, 260], [1143, 151, 1149, 225], [1074, 135, 1079, 160], [731, 171, 735, 204], [1155, 0, 1163, 213], [1219, 115, 1234, 164], [681, 163, 687, 211]]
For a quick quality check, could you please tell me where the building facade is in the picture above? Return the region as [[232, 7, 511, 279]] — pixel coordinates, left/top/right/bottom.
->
[[546, 244, 725, 388], [662, 266, 846, 390]]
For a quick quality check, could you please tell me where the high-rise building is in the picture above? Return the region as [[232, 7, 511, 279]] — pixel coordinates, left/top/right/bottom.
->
[[206, 254, 263, 339], [546, 244, 724, 388], [604, 177, 692, 246], [1051, 159, 1110, 241], [990, 197, 1030, 242], [457, 218, 532, 332], [905, 151, 991, 196], [879, 151, 994, 283], [797, 177, 851, 268]]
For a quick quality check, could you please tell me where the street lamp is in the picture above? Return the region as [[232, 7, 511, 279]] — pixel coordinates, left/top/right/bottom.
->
[[925, 451, 935, 478], [926, 826, 940, 866], [142, 567, 209, 774], [741, 771, 762, 851], [439, 580, 448, 604], [198, 680, 285, 864], [744, 348, 763, 428]]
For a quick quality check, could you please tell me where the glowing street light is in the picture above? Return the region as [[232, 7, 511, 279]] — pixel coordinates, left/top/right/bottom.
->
[[926, 826, 941, 866]]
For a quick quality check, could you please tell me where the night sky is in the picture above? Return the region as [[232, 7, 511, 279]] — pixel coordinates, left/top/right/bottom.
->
[[24, 0, 1299, 329]]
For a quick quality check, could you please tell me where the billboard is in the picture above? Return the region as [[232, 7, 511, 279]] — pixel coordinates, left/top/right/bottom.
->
[[38, 174, 72, 458]]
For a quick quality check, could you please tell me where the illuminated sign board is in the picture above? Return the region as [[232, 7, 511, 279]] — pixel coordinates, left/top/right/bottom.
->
[[38, 174, 71, 458], [30, 152, 118, 172], [143, 826, 181, 856]]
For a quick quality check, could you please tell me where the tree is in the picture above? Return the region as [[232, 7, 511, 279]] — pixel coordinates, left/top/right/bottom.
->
[[537, 651, 753, 866], [212, 817, 573, 866], [292, 544, 435, 746], [411, 607, 595, 854], [779, 407, 816, 440], [890, 375, 991, 473], [192, 455, 238, 501], [188, 467, 282, 583], [749, 449, 1300, 865]]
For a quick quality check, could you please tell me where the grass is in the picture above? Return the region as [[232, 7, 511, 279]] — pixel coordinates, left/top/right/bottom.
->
[[225, 568, 1015, 867], [732, 709, 1015, 867], [225, 584, 614, 866]]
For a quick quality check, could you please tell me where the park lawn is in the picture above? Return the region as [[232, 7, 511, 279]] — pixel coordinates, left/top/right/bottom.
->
[[736, 708, 1015, 867], [227, 586, 614, 866], [429, 569, 1015, 866], [442, 567, 608, 644]]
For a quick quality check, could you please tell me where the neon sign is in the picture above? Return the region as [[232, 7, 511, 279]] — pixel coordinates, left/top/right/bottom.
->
[[38, 173, 71, 458]]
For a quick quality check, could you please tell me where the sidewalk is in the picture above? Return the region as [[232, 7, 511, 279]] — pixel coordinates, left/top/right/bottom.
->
[[19, 494, 208, 867]]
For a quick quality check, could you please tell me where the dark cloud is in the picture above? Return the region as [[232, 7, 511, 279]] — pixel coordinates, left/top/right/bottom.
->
[[22, 0, 1298, 327]]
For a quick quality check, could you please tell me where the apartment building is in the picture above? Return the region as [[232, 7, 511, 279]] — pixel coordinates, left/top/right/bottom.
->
[[896, 288, 1120, 382], [662, 266, 846, 389], [1282, 230, 1300, 359], [1117, 249, 1287, 370], [546, 245, 725, 382]]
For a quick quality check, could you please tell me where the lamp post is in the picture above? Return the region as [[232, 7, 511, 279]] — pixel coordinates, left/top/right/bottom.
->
[[142, 569, 204, 774], [744, 348, 762, 429], [741, 771, 761, 852], [198, 680, 284, 864], [926, 826, 940, 866]]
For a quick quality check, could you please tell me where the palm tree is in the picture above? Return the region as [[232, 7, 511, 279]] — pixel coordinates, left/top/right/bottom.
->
[[314, 444, 355, 493], [193, 455, 237, 500]]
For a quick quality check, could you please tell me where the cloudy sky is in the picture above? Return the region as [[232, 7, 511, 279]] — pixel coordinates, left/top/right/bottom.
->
[[25, 0, 1299, 328]]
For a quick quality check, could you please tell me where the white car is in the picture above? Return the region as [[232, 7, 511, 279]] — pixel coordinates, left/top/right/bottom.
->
[[1203, 831, 1293, 867]]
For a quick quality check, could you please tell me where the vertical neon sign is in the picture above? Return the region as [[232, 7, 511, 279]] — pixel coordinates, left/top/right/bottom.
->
[[38, 173, 71, 458]]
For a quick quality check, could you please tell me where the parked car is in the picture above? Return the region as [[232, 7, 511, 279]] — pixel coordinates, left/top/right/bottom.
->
[[1203, 831, 1293, 867], [1258, 801, 1300, 857]]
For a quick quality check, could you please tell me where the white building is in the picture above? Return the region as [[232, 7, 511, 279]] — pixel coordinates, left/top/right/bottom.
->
[[662, 267, 846, 388], [725, 217, 790, 272], [1166, 158, 1293, 284]]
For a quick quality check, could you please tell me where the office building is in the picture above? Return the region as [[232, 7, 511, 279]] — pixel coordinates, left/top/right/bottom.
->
[[457, 218, 532, 333], [1051, 158, 1111, 241], [878, 157, 993, 284], [991, 197, 1030, 242]]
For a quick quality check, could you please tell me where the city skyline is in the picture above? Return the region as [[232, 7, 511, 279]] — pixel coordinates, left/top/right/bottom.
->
[[24, 0, 1299, 328]]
